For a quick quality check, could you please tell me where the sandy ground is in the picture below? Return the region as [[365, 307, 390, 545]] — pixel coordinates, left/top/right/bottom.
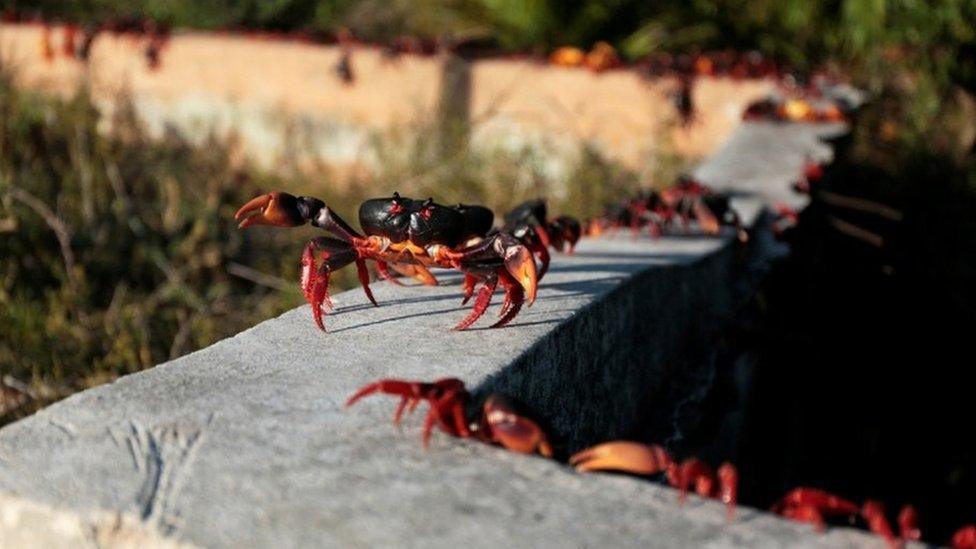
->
[[0, 23, 773, 176]]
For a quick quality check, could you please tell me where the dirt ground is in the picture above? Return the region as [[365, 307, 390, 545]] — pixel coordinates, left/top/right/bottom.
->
[[0, 23, 773, 175]]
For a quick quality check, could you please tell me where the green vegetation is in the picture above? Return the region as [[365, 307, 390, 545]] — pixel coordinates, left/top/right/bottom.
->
[[0, 75, 302, 416], [0, 65, 655, 421], [1, 0, 975, 423]]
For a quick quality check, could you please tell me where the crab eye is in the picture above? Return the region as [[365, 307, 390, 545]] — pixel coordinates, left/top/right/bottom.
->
[[420, 206, 433, 220], [389, 202, 404, 215]]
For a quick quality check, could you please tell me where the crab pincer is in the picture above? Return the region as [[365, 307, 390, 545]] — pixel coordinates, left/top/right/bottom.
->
[[571, 441, 738, 521]]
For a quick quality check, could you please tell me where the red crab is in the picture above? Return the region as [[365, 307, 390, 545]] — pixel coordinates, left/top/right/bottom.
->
[[954, 525, 976, 549], [569, 441, 738, 520], [235, 191, 538, 331], [661, 178, 747, 242], [772, 488, 919, 547], [503, 199, 581, 278], [345, 377, 553, 457]]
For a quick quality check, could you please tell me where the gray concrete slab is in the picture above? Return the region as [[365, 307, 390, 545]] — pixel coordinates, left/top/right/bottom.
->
[[0, 122, 889, 548]]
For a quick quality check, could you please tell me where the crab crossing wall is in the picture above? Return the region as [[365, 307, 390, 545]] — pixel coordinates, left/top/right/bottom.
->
[[0, 121, 888, 548]]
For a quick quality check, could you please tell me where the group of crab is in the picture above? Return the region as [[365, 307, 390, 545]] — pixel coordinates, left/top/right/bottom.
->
[[341, 375, 975, 548], [235, 190, 580, 331], [33, 17, 170, 69], [234, 186, 973, 548], [584, 176, 748, 243], [340, 376, 739, 521], [351, 376, 976, 549]]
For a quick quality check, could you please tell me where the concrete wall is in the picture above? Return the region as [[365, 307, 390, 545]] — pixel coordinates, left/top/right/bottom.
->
[[0, 121, 903, 548]]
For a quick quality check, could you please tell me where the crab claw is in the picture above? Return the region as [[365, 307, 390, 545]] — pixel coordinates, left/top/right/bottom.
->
[[481, 394, 553, 458], [496, 235, 538, 304], [235, 191, 308, 229], [570, 441, 672, 475]]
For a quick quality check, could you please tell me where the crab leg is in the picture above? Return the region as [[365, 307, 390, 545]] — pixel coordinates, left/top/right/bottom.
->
[[375, 260, 404, 286], [861, 500, 897, 545], [421, 388, 470, 447], [302, 237, 363, 331], [897, 505, 921, 541], [717, 463, 738, 521], [355, 259, 378, 306], [667, 458, 715, 503], [460, 274, 478, 305], [454, 277, 498, 330]]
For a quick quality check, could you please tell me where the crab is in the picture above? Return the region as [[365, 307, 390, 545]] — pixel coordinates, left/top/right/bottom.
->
[[590, 180, 746, 242], [235, 191, 538, 331], [501, 199, 581, 279], [772, 488, 920, 547], [661, 178, 748, 242], [569, 441, 738, 520], [954, 525, 976, 549], [345, 377, 553, 457]]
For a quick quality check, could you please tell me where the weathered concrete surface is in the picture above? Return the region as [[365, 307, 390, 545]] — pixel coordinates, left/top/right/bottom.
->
[[0, 122, 887, 548], [0, 493, 195, 549]]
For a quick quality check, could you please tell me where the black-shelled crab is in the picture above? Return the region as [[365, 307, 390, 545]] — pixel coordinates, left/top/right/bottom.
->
[[235, 191, 538, 331]]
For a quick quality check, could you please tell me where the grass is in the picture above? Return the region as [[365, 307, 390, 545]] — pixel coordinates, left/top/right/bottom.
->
[[0, 65, 661, 422]]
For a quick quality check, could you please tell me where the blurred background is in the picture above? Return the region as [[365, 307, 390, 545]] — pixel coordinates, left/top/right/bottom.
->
[[0, 0, 974, 544]]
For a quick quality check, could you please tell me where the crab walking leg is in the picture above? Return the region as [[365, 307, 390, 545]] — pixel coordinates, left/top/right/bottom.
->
[[717, 462, 738, 521], [861, 500, 897, 545], [302, 237, 360, 331], [897, 505, 921, 541], [355, 259, 378, 306], [460, 274, 478, 305], [667, 458, 716, 503], [375, 260, 404, 286], [454, 277, 498, 330], [301, 243, 333, 311], [421, 389, 470, 448]]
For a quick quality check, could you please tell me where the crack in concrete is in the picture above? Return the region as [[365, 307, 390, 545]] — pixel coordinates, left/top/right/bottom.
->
[[115, 419, 208, 535]]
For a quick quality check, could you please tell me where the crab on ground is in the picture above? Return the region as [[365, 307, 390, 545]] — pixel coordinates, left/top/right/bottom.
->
[[503, 199, 582, 279], [345, 377, 553, 457], [772, 487, 921, 547], [235, 191, 538, 331], [586, 179, 746, 242], [568, 441, 738, 520], [954, 525, 976, 549]]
